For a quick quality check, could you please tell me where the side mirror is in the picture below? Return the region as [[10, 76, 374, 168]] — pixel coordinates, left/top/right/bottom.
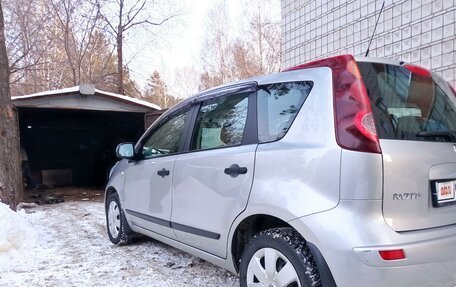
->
[[116, 143, 135, 159]]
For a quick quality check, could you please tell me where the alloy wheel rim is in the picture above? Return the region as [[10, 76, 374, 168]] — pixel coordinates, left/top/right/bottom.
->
[[246, 247, 301, 287], [108, 201, 121, 238]]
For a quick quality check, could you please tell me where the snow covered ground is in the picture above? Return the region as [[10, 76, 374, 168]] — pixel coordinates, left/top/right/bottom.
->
[[0, 200, 238, 287], [0, 203, 37, 267]]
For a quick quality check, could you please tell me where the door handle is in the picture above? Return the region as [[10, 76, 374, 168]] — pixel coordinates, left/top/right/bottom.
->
[[224, 164, 248, 178], [157, 168, 170, 178]]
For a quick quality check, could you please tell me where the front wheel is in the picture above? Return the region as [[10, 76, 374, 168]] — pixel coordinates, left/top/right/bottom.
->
[[106, 192, 134, 245], [239, 227, 321, 287]]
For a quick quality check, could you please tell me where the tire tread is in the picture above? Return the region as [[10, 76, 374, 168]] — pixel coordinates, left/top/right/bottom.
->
[[106, 192, 136, 245], [240, 227, 321, 287]]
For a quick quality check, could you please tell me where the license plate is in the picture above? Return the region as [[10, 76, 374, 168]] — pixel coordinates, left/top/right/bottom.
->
[[433, 180, 456, 207], [436, 181, 455, 201]]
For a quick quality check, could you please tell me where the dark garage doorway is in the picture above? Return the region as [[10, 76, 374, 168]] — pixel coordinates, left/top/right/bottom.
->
[[19, 108, 145, 187]]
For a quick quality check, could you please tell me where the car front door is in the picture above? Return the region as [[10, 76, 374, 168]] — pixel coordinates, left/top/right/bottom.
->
[[123, 108, 189, 238], [171, 87, 257, 257]]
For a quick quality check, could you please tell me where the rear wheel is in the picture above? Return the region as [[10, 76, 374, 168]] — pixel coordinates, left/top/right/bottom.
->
[[239, 227, 321, 287], [106, 192, 134, 245]]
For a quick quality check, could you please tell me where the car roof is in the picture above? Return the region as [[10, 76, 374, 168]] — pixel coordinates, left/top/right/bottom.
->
[[165, 55, 403, 117]]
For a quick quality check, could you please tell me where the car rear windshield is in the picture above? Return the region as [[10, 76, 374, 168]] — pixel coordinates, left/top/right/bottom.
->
[[357, 62, 456, 142]]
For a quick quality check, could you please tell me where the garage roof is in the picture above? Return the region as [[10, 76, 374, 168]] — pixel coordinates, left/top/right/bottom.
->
[[12, 85, 161, 113]]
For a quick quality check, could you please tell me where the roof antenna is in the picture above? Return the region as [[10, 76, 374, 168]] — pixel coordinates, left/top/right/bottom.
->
[[365, 1, 385, 57]]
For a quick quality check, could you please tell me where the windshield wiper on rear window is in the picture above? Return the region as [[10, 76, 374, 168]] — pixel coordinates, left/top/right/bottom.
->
[[416, 129, 456, 141]]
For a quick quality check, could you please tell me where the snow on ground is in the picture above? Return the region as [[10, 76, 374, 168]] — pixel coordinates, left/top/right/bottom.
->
[[0, 200, 238, 287], [0, 203, 37, 267]]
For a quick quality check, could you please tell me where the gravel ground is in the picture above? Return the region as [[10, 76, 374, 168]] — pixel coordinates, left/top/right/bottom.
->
[[0, 199, 238, 287]]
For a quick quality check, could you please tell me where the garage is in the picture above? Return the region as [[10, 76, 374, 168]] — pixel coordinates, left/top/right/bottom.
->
[[12, 85, 161, 188]]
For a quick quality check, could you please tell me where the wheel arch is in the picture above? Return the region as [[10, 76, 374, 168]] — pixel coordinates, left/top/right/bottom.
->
[[231, 214, 291, 272], [306, 241, 337, 287], [230, 213, 336, 286], [105, 186, 117, 208]]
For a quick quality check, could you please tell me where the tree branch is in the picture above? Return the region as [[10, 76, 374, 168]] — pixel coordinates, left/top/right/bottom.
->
[[99, 12, 117, 34], [124, 13, 179, 31], [124, 0, 146, 28]]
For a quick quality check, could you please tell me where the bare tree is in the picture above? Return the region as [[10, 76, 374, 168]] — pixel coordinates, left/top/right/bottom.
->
[[3, 0, 135, 96], [199, 0, 281, 90], [50, 0, 121, 87], [4, 0, 54, 95], [172, 66, 200, 99], [199, 1, 232, 89], [0, 1, 21, 210], [122, 66, 141, 98], [99, 0, 181, 94], [50, 0, 99, 85], [243, 0, 281, 74]]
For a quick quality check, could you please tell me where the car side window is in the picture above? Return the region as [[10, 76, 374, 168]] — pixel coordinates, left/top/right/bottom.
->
[[141, 109, 188, 159], [257, 81, 314, 142], [191, 93, 250, 150]]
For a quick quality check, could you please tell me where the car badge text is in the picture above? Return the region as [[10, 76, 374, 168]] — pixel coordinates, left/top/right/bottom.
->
[[393, 193, 422, 200]]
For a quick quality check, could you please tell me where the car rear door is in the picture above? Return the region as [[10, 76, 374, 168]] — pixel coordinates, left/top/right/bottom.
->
[[171, 84, 257, 258], [358, 61, 456, 231]]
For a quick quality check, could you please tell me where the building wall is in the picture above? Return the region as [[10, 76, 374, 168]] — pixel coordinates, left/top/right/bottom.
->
[[281, 0, 456, 86]]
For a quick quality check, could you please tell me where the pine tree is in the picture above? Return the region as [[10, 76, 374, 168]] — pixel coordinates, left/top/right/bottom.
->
[[144, 70, 180, 108]]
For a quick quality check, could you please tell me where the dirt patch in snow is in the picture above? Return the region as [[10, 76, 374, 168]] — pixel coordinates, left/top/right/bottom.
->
[[0, 193, 238, 286], [24, 187, 104, 203]]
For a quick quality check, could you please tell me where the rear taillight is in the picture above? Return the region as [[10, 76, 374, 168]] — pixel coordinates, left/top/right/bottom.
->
[[285, 55, 381, 153], [354, 112, 377, 142]]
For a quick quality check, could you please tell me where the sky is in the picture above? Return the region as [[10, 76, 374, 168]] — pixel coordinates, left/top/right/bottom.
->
[[122, 0, 280, 98], [124, 1, 213, 89]]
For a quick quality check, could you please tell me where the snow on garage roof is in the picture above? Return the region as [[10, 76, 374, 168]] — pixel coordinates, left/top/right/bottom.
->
[[12, 85, 161, 112]]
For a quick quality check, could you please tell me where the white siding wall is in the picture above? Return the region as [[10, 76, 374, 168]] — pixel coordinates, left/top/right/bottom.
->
[[281, 0, 456, 86]]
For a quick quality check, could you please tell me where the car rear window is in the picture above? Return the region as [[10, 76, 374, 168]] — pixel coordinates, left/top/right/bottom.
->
[[358, 62, 456, 142]]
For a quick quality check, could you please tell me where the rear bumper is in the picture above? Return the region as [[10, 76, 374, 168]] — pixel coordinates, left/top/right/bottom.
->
[[347, 262, 456, 287], [289, 200, 456, 287], [353, 232, 456, 268]]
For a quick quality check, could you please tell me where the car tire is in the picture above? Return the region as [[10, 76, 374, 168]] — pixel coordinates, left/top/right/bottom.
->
[[239, 227, 321, 287], [106, 192, 135, 245]]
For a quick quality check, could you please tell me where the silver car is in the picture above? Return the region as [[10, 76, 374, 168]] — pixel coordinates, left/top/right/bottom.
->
[[105, 54, 456, 287]]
